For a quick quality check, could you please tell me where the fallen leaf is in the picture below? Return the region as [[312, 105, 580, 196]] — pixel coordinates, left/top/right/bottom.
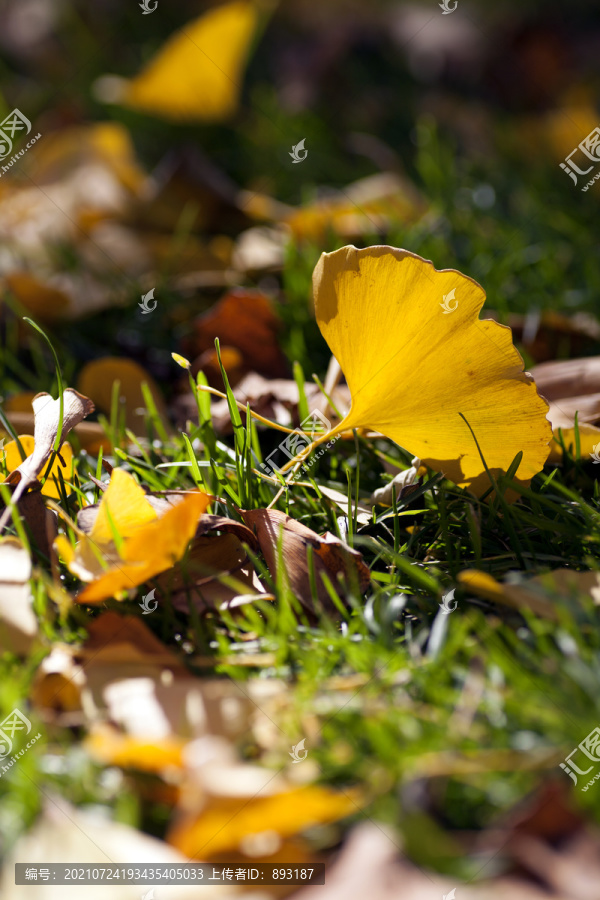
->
[[54, 469, 210, 601], [3, 434, 74, 498], [286, 172, 426, 242], [458, 567, 600, 620], [0, 537, 38, 654], [169, 781, 358, 858], [12, 486, 58, 558], [370, 457, 424, 507], [313, 245, 552, 495], [4, 412, 109, 455], [3, 390, 93, 494], [528, 356, 600, 462], [82, 611, 185, 668], [117, 1, 259, 122], [0, 797, 239, 900], [531, 356, 600, 401], [317, 484, 373, 525], [183, 289, 289, 384], [4, 272, 70, 321], [241, 508, 370, 613], [77, 357, 170, 437], [162, 533, 262, 615], [86, 724, 186, 773]]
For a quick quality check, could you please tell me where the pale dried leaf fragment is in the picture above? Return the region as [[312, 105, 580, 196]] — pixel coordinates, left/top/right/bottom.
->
[[0, 537, 38, 654], [0, 797, 244, 900], [4, 389, 94, 491]]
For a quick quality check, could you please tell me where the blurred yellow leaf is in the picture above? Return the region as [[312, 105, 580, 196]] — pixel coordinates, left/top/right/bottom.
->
[[459, 567, 600, 619], [54, 469, 210, 602], [86, 725, 186, 773], [286, 173, 426, 242], [312, 246, 552, 495], [169, 784, 358, 857], [3, 435, 74, 498], [121, 0, 259, 122], [5, 273, 70, 322], [77, 357, 170, 436]]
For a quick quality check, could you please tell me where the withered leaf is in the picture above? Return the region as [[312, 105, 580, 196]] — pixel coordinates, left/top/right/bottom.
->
[[241, 508, 370, 613], [3, 389, 94, 492]]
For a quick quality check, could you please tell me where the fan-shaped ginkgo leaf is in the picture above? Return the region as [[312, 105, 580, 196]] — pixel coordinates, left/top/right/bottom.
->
[[312, 245, 552, 495], [120, 0, 259, 122], [54, 469, 210, 603]]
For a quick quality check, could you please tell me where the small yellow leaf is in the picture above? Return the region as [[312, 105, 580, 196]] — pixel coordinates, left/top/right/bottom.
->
[[121, 1, 259, 122], [3, 435, 74, 498], [313, 246, 552, 495], [55, 469, 211, 603], [90, 467, 158, 546]]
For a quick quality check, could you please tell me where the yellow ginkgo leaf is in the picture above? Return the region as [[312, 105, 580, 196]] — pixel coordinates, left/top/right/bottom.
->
[[168, 784, 358, 858], [54, 469, 210, 602], [312, 245, 552, 495], [120, 0, 259, 122], [3, 435, 74, 498]]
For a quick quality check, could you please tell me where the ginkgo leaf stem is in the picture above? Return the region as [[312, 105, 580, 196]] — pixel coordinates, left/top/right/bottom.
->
[[195, 383, 301, 435]]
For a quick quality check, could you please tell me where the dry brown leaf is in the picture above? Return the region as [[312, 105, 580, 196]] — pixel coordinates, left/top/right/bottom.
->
[[293, 822, 558, 900], [241, 508, 370, 614], [183, 289, 289, 384], [532, 356, 600, 402], [81, 611, 185, 670], [14, 488, 58, 559], [505, 310, 600, 364], [162, 533, 263, 615]]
